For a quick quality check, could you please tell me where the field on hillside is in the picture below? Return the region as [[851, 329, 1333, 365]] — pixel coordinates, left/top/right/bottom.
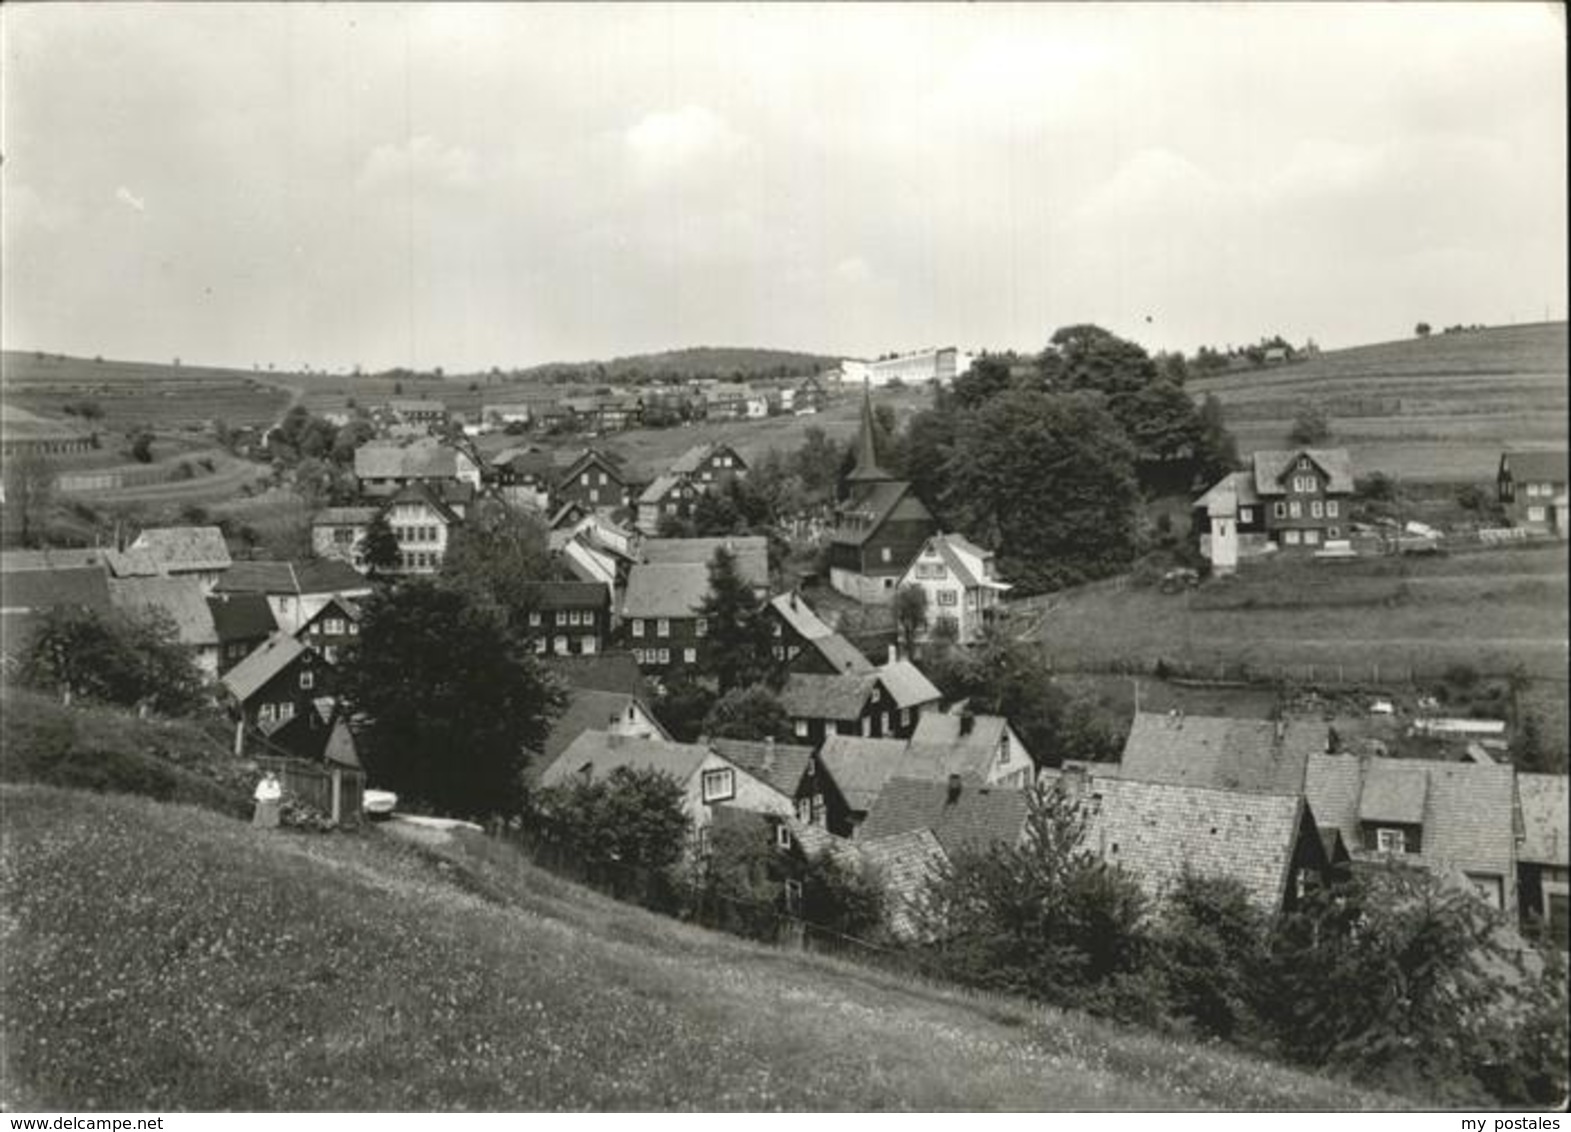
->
[[1015, 543, 1568, 742], [1190, 322, 1568, 483], [0, 785, 1402, 1112]]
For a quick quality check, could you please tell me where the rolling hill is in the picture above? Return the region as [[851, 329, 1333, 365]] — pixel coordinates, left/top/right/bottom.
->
[[1190, 322, 1569, 483], [0, 784, 1402, 1112]]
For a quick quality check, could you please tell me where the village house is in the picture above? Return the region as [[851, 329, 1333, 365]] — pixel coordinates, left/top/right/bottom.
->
[[895, 533, 1010, 643], [0, 554, 115, 666], [793, 373, 829, 413], [527, 581, 612, 656], [828, 387, 937, 603], [766, 591, 873, 675], [710, 738, 819, 824], [812, 736, 911, 837], [294, 594, 362, 665], [127, 526, 232, 592], [537, 732, 798, 848], [636, 442, 750, 534], [311, 506, 379, 568], [777, 659, 941, 746], [214, 559, 372, 634], [619, 562, 709, 674], [353, 438, 480, 499], [554, 449, 630, 515], [1194, 447, 1354, 572], [1305, 752, 1520, 915], [386, 398, 449, 430], [206, 591, 278, 674], [1497, 449, 1568, 537], [640, 535, 769, 591], [489, 448, 558, 512], [836, 347, 973, 389], [478, 403, 537, 432], [907, 710, 1035, 789], [536, 685, 669, 767], [593, 395, 644, 432], [220, 633, 338, 761], [1111, 711, 1328, 795], [1052, 766, 1335, 916], [703, 382, 767, 420], [108, 576, 223, 679], [636, 474, 702, 535], [381, 482, 465, 575], [1515, 773, 1568, 946]]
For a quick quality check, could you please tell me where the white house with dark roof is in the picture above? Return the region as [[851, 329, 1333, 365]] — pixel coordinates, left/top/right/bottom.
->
[[354, 438, 479, 498], [907, 711, 1034, 789], [1305, 753, 1521, 914], [895, 533, 1010, 642], [1497, 449, 1568, 537]]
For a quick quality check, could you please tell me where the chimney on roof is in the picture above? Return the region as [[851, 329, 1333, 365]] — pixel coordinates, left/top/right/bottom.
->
[[763, 735, 775, 770], [946, 773, 963, 804], [887, 643, 898, 665], [959, 712, 974, 737]]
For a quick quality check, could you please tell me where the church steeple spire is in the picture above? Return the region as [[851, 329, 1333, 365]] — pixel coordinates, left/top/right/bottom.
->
[[845, 380, 892, 484]]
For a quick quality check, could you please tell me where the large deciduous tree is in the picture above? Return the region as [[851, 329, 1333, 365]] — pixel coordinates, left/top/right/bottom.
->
[[437, 499, 558, 635], [336, 581, 566, 818], [20, 605, 204, 716], [3, 449, 57, 549], [945, 390, 1140, 593], [702, 684, 792, 741]]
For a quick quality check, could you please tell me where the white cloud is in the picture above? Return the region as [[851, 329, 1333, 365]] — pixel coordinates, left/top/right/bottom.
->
[[356, 135, 478, 194], [114, 185, 146, 213], [624, 106, 744, 183]]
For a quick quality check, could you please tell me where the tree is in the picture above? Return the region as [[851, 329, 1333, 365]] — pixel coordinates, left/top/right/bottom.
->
[[1152, 872, 1267, 1040], [1036, 324, 1159, 401], [913, 779, 1149, 1008], [1288, 402, 1332, 446], [945, 390, 1140, 593], [702, 684, 792, 741], [1195, 393, 1240, 483], [950, 351, 1015, 410], [360, 511, 401, 577], [1510, 713, 1558, 773], [20, 605, 204, 715], [437, 500, 557, 635], [1118, 378, 1204, 471], [697, 548, 775, 693], [1416, 322, 1432, 337], [893, 585, 929, 656], [127, 429, 155, 463], [336, 581, 566, 818], [3, 448, 56, 548], [654, 671, 718, 743]]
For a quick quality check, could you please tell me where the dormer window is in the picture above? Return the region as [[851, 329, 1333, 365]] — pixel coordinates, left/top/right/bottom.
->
[[1297, 457, 1311, 471]]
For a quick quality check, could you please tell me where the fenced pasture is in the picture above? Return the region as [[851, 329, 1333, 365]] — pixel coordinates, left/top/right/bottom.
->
[[1191, 322, 1568, 483]]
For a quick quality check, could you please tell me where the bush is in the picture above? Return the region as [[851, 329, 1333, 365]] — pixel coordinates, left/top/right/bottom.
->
[[1152, 872, 1268, 1040], [1288, 403, 1331, 446]]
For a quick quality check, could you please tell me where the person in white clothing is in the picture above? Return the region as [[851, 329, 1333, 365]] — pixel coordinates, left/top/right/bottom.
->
[[253, 772, 282, 829]]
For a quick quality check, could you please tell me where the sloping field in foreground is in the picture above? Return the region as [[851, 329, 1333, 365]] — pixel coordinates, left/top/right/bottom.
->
[[0, 786, 1401, 1112]]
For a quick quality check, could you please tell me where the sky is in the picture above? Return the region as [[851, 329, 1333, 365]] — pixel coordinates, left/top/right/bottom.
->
[[2, 2, 1566, 373]]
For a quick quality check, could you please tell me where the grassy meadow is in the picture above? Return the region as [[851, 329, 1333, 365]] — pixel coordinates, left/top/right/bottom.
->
[[1190, 322, 1568, 483], [0, 784, 1407, 1112]]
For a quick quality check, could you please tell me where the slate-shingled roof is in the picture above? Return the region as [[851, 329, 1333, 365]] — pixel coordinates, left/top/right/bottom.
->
[[876, 660, 942, 709], [1116, 713, 1326, 795], [354, 440, 463, 481], [1501, 450, 1569, 485], [860, 828, 946, 940], [207, 592, 278, 643], [859, 777, 1030, 857], [1083, 777, 1311, 913], [215, 559, 369, 597], [221, 633, 308, 703], [129, 526, 232, 574], [109, 577, 218, 646], [779, 672, 877, 722], [1251, 448, 1354, 496], [538, 688, 667, 765], [538, 732, 710, 790], [641, 536, 768, 590], [816, 735, 910, 812], [710, 738, 814, 799], [768, 593, 873, 674], [621, 563, 709, 620], [1305, 754, 1519, 885]]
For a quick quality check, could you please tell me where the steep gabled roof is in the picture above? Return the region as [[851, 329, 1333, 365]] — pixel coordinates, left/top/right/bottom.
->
[[539, 688, 668, 764], [640, 536, 768, 591], [109, 576, 218, 646], [779, 672, 877, 723], [129, 526, 232, 574], [1117, 713, 1326, 795], [668, 444, 715, 475], [1193, 471, 1262, 517], [859, 776, 1031, 857], [769, 593, 874, 674], [1251, 448, 1354, 496], [538, 731, 710, 791], [709, 738, 814, 800], [557, 448, 625, 486], [1085, 778, 1308, 913], [621, 562, 709, 620], [1500, 449, 1569, 485], [221, 632, 308, 703], [816, 735, 912, 812], [876, 660, 942, 709], [1518, 773, 1569, 867], [545, 652, 651, 698], [1305, 754, 1518, 880], [638, 474, 687, 506], [207, 592, 278, 643], [831, 481, 931, 547]]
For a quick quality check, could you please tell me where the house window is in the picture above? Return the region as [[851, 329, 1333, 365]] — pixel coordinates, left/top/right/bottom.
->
[[1239, 507, 1253, 523], [657, 619, 670, 638], [1529, 506, 1546, 522], [324, 646, 338, 664], [1297, 457, 1311, 471], [1311, 500, 1324, 518], [795, 719, 809, 739], [258, 703, 275, 723], [535, 638, 547, 654], [684, 648, 697, 664], [1273, 502, 1287, 519], [657, 649, 670, 664], [529, 611, 542, 627], [589, 489, 599, 503], [900, 707, 910, 728], [1284, 530, 1301, 545], [278, 702, 295, 722], [632, 620, 645, 638], [697, 618, 708, 637], [581, 637, 597, 654], [1376, 828, 1407, 854], [553, 637, 569, 655], [937, 590, 958, 607], [796, 797, 813, 823], [556, 612, 569, 626], [1288, 501, 1302, 519], [1305, 530, 1321, 545], [880, 547, 892, 563], [300, 670, 314, 690], [632, 648, 644, 664], [775, 824, 792, 850], [701, 768, 736, 803], [1326, 500, 1338, 518], [998, 732, 1011, 765]]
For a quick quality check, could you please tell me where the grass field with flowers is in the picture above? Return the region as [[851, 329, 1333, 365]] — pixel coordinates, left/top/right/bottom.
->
[[0, 784, 1407, 1112]]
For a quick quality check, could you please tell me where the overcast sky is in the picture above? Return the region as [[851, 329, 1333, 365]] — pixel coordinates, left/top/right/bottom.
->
[[3, 3, 1565, 373]]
